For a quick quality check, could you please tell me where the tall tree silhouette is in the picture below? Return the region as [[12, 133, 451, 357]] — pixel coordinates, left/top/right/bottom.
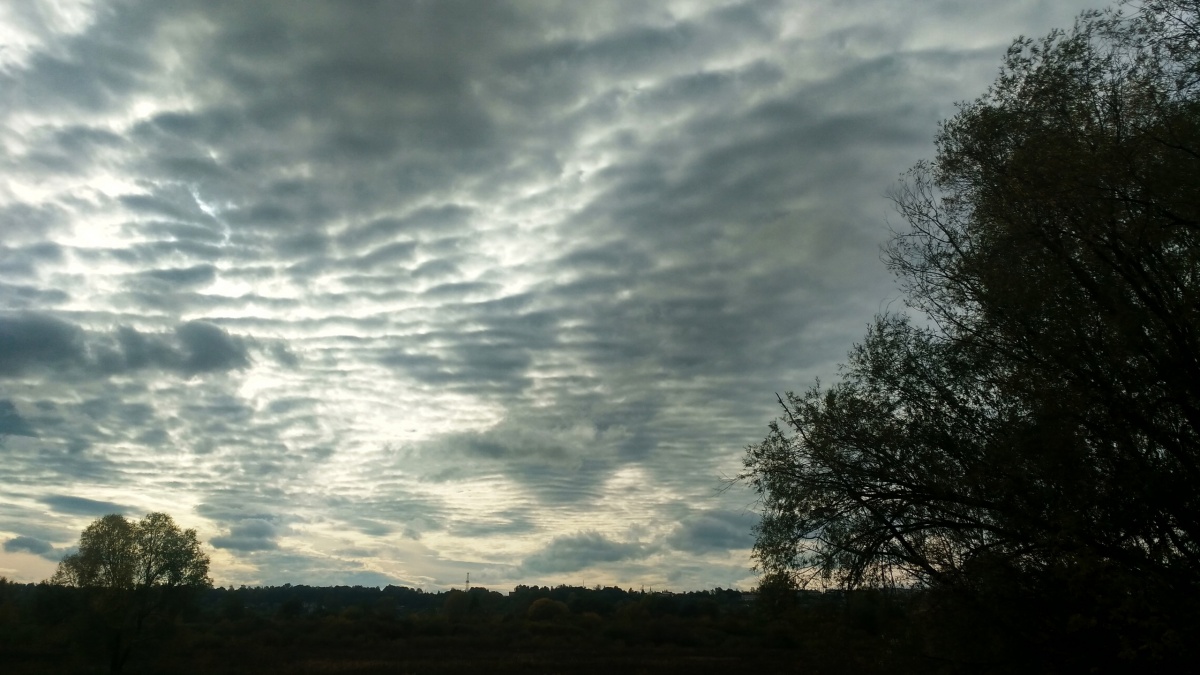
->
[[742, 3, 1200, 670]]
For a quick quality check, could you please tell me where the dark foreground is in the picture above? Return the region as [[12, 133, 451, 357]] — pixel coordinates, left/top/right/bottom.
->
[[1, 582, 1190, 674], [7, 643, 821, 675], [0, 583, 933, 675]]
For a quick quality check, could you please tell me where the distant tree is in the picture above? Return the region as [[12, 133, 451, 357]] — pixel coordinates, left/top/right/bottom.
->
[[742, 2, 1200, 670], [754, 571, 797, 619], [52, 512, 211, 674], [0, 576, 16, 627], [527, 597, 570, 622]]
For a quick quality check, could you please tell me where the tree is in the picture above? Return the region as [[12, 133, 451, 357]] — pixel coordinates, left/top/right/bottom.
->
[[742, 2, 1200, 670], [52, 512, 211, 674], [527, 596, 570, 622]]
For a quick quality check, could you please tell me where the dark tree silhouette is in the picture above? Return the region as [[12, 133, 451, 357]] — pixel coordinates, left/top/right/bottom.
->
[[52, 512, 211, 674], [742, 2, 1200, 670]]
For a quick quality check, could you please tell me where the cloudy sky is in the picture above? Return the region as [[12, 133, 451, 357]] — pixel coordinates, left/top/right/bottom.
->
[[0, 0, 1099, 591]]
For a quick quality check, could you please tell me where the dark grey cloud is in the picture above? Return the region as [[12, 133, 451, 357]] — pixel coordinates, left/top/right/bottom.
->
[[413, 415, 628, 506], [137, 264, 217, 288], [522, 531, 656, 576], [0, 313, 251, 378], [0, 282, 70, 310], [0, 437, 121, 488], [666, 511, 757, 554], [322, 490, 448, 540], [0, 243, 65, 278], [40, 495, 132, 517], [175, 322, 251, 373], [195, 500, 279, 525], [0, 400, 36, 437], [337, 205, 474, 251], [3, 535, 62, 561], [0, 312, 84, 376], [211, 519, 280, 552], [0, 0, 168, 115], [0, 203, 70, 242]]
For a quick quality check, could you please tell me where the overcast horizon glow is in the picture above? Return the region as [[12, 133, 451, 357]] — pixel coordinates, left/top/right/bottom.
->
[[1, 0, 1098, 590]]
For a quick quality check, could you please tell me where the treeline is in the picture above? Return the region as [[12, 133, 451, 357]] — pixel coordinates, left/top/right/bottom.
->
[[0, 577, 938, 674], [200, 583, 751, 621]]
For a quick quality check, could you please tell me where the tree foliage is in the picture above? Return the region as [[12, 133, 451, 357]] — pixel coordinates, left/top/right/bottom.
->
[[51, 512, 211, 674], [742, 2, 1200, 668], [52, 512, 210, 591]]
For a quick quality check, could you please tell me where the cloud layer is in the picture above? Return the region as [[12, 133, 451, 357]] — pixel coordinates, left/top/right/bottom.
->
[[0, 0, 1098, 589]]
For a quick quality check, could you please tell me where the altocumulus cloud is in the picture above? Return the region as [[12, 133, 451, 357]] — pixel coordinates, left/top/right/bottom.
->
[[3, 536, 64, 561], [666, 510, 757, 554], [211, 519, 281, 552], [0, 313, 250, 378], [522, 531, 657, 576], [40, 495, 133, 517], [0, 0, 1100, 588], [0, 400, 36, 437]]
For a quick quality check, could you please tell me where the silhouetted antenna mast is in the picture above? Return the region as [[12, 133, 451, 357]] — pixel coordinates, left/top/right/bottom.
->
[[465, 572, 470, 591]]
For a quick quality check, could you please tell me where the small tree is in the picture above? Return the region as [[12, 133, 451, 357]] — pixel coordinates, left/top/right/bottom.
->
[[52, 512, 211, 674]]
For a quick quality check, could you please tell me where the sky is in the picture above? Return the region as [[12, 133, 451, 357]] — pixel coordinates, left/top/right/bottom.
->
[[0, 0, 1100, 591]]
